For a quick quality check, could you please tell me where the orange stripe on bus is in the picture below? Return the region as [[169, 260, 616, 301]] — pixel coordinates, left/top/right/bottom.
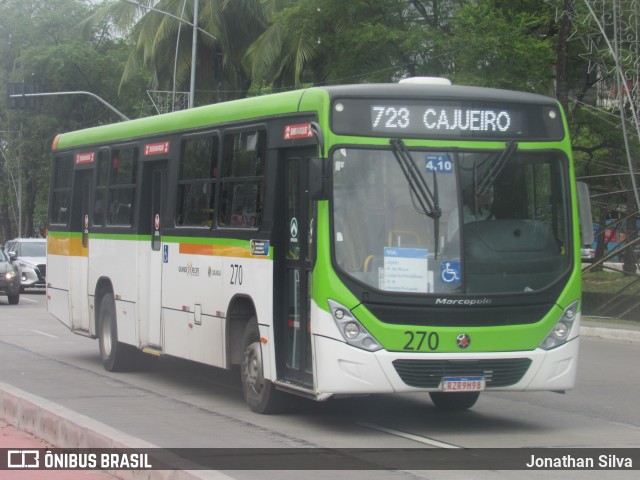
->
[[178, 243, 253, 258], [47, 236, 88, 257]]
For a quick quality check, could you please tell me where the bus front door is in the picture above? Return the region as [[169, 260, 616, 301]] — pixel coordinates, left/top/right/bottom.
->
[[138, 162, 166, 348], [281, 153, 315, 389]]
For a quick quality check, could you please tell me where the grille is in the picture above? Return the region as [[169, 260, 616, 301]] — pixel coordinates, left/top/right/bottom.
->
[[36, 264, 46, 281], [392, 358, 532, 388]]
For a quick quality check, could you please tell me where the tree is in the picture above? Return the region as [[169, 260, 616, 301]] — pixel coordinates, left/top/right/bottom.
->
[[0, 0, 148, 239], [246, 0, 467, 88]]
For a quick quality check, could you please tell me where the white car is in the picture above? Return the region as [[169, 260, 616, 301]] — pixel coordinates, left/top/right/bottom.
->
[[581, 246, 596, 263], [4, 238, 47, 291]]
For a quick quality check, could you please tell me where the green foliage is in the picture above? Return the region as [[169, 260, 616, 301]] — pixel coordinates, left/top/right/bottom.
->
[[443, 1, 555, 92], [0, 0, 637, 242], [0, 0, 149, 239]]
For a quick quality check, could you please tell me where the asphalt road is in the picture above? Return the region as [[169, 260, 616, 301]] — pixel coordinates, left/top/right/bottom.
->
[[1, 292, 638, 480]]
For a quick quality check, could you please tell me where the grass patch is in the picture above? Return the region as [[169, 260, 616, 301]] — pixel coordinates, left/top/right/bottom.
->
[[582, 270, 640, 295], [582, 270, 640, 323]]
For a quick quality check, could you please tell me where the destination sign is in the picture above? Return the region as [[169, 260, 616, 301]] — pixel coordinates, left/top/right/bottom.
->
[[331, 99, 564, 140]]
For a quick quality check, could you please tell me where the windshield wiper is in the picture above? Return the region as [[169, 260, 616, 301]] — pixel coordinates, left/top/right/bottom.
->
[[476, 140, 517, 195], [390, 138, 441, 257]]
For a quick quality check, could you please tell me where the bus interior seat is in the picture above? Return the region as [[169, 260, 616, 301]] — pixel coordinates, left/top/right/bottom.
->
[[464, 219, 562, 291]]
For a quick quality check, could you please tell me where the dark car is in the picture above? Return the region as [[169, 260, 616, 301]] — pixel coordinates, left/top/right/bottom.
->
[[0, 248, 20, 304]]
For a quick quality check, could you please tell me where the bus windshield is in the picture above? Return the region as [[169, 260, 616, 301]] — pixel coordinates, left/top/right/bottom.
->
[[332, 146, 570, 294]]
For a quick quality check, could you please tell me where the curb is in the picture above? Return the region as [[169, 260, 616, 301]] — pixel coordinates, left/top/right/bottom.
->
[[0, 381, 233, 480], [580, 325, 640, 343]]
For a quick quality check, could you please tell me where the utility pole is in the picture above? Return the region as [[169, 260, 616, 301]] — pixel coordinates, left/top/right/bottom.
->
[[18, 125, 22, 237], [0, 129, 22, 237]]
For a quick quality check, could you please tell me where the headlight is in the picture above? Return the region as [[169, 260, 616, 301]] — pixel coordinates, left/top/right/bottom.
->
[[539, 300, 579, 350], [327, 300, 382, 351], [19, 261, 35, 269], [5, 270, 17, 280]]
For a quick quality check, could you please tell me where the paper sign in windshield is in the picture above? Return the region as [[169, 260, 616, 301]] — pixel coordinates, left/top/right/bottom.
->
[[383, 247, 430, 293]]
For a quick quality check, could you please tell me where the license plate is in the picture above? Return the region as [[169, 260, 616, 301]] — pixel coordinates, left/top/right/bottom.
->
[[441, 376, 485, 392]]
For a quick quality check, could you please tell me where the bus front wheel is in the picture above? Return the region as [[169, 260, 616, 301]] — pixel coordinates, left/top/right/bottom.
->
[[429, 391, 480, 411], [241, 319, 283, 414], [98, 293, 135, 372]]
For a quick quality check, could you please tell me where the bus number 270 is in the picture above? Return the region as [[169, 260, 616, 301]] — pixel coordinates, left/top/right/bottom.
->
[[230, 264, 243, 285], [403, 331, 439, 351]]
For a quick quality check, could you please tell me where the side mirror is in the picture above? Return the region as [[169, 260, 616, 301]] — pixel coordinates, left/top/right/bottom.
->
[[576, 181, 594, 246], [8, 251, 17, 262], [308, 157, 330, 200]]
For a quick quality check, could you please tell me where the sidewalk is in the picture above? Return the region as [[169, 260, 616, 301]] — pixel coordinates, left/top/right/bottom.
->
[[581, 316, 640, 342], [0, 419, 114, 479]]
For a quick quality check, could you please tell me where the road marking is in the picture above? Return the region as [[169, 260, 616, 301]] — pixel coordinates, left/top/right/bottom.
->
[[31, 329, 58, 338], [20, 297, 39, 304], [358, 422, 462, 449]]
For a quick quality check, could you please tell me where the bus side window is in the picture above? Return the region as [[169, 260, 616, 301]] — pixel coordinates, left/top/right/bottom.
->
[[218, 129, 266, 228], [50, 155, 73, 227], [176, 134, 219, 227], [107, 146, 138, 226], [93, 149, 109, 226]]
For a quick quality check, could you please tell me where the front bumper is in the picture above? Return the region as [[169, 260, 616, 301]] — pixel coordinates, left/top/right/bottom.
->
[[19, 266, 46, 288], [313, 333, 579, 395], [0, 277, 21, 296]]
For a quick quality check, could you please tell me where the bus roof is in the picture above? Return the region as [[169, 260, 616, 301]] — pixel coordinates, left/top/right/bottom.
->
[[53, 83, 558, 151], [321, 83, 557, 106]]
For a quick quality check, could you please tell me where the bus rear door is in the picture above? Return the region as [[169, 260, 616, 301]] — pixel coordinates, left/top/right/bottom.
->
[[68, 168, 91, 333], [138, 162, 166, 348]]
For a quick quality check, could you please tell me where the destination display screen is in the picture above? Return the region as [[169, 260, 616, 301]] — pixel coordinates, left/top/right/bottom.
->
[[331, 98, 564, 140]]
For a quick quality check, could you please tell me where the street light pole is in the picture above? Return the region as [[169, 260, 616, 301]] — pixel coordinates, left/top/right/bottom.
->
[[189, 0, 200, 108], [121, 0, 211, 109], [9, 91, 130, 121], [189, 0, 199, 108]]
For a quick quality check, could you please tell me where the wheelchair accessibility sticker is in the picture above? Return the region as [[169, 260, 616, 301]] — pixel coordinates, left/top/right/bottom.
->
[[440, 261, 461, 284]]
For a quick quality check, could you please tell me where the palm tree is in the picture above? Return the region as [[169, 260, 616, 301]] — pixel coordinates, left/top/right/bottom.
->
[[89, 0, 268, 105], [245, 0, 325, 89]]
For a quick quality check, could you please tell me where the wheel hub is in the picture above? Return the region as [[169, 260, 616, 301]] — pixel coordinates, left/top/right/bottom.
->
[[243, 342, 263, 395]]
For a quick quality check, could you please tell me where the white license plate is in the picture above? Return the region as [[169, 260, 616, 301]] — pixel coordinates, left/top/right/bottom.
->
[[441, 376, 485, 392]]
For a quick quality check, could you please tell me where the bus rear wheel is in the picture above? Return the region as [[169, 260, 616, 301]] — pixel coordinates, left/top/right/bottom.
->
[[241, 319, 283, 414], [98, 293, 136, 372], [429, 392, 480, 411]]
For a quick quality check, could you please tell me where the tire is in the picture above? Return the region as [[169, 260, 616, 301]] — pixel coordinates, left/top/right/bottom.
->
[[429, 392, 480, 411], [241, 319, 283, 414], [98, 293, 136, 372], [8, 293, 19, 305]]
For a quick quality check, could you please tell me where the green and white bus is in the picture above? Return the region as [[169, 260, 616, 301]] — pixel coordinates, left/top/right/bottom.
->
[[47, 78, 592, 413]]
